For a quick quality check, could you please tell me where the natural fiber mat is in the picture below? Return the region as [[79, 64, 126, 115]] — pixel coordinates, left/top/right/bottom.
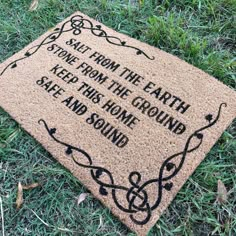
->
[[0, 12, 235, 235]]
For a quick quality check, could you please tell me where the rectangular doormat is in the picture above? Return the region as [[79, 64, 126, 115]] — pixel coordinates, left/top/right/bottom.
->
[[0, 11, 235, 235]]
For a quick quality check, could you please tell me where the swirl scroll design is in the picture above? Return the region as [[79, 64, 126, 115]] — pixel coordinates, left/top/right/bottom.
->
[[0, 15, 154, 76], [38, 103, 226, 225]]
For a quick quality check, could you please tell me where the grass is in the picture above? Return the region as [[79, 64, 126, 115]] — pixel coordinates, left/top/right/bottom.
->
[[0, 0, 235, 235]]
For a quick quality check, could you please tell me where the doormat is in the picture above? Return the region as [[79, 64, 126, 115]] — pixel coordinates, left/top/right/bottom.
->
[[0, 11, 235, 235]]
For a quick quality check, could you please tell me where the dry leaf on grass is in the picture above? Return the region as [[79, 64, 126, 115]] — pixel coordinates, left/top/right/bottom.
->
[[16, 182, 23, 209], [77, 193, 88, 206], [22, 183, 40, 190], [0, 142, 6, 148], [16, 182, 40, 209], [29, 0, 39, 11], [217, 180, 228, 204]]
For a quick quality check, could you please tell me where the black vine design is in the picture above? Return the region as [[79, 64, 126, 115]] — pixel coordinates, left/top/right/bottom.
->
[[38, 103, 226, 225], [0, 15, 154, 76]]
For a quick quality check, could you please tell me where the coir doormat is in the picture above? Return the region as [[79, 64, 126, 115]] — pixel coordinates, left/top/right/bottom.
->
[[0, 11, 235, 235]]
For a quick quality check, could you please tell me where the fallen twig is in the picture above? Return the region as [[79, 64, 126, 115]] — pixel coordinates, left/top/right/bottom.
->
[[0, 197, 5, 236], [28, 208, 73, 233]]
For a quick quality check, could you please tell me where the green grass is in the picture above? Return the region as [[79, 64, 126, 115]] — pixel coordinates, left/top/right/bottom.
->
[[0, 0, 235, 235]]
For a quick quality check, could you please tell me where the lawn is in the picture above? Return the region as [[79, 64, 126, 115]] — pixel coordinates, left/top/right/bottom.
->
[[0, 0, 235, 235]]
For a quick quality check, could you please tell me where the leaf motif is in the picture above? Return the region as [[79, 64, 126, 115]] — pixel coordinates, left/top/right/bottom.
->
[[136, 50, 142, 55], [77, 193, 88, 206], [50, 35, 57, 40], [195, 133, 203, 139], [65, 147, 73, 155], [217, 180, 228, 204], [49, 128, 56, 135], [99, 186, 108, 196], [163, 182, 173, 191], [25, 52, 31, 57], [205, 114, 213, 122], [166, 163, 175, 171], [95, 169, 103, 178], [96, 25, 102, 29], [121, 41, 126, 46], [11, 63, 17, 68], [29, 0, 39, 11]]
